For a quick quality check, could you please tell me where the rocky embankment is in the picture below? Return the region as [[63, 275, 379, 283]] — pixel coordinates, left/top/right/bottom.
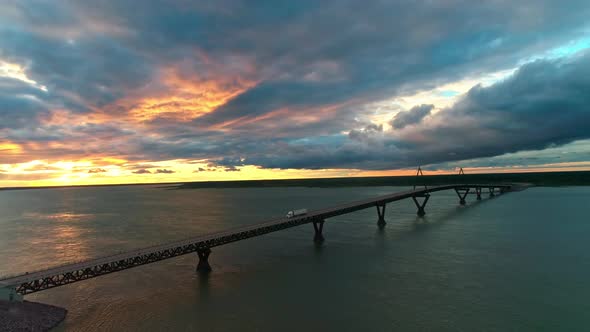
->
[[0, 300, 67, 331]]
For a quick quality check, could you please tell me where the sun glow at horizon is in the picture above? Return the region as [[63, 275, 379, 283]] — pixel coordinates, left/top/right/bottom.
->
[[1, 157, 588, 188]]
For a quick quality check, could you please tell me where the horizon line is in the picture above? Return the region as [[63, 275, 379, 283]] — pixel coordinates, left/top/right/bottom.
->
[[1, 169, 588, 191]]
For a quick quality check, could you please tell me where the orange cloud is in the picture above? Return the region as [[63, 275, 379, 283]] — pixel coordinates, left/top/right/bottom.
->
[[126, 64, 257, 122], [41, 109, 113, 126], [209, 100, 356, 134]]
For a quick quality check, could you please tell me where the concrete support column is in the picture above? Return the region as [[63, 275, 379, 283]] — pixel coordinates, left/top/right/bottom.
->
[[412, 194, 430, 216], [313, 220, 325, 244], [376, 204, 387, 228], [455, 188, 470, 205], [476, 187, 482, 200], [196, 248, 212, 273]]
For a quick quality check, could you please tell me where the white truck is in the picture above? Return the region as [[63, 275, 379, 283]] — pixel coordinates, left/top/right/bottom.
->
[[286, 208, 307, 218]]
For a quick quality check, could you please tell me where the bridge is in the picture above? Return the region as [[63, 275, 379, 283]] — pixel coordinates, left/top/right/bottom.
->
[[0, 183, 517, 301]]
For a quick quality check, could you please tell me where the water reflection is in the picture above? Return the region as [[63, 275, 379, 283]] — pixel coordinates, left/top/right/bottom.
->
[[197, 271, 211, 301], [313, 242, 325, 254], [412, 215, 431, 231], [22, 212, 94, 222]]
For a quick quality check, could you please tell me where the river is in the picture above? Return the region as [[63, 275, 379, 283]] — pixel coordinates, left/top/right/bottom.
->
[[0, 185, 589, 331]]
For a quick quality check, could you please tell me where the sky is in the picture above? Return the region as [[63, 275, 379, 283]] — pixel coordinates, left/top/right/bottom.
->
[[1, 0, 590, 187]]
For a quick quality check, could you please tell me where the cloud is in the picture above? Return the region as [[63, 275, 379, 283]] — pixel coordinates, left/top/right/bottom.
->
[[348, 124, 383, 142], [224, 166, 240, 172], [21, 164, 61, 172], [0, 77, 51, 130], [1, 0, 590, 177], [390, 104, 433, 129], [155, 169, 175, 174], [395, 54, 590, 165], [88, 168, 107, 173], [211, 53, 590, 170]]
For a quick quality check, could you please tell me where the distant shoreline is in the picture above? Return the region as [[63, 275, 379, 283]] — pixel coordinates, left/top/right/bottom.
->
[[1, 170, 589, 191], [178, 171, 590, 189], [0, 182, 181, 191]]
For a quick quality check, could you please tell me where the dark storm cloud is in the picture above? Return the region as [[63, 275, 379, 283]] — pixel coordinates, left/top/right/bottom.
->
[[0, 77, 50, 129], [348, 124, 383, 142], [6, 1, 590, 120], [210, 53, 590, 169], [0, 28, 151, 111], [400, 54, 590, 165], [390, 104, 433, 129], [195, 81, 365, 127], [191, 0, 590, 127], [434, 143, 590, 169]]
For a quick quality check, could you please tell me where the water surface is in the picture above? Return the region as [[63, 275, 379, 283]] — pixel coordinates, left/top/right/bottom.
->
[[0, 186, 589, 331]]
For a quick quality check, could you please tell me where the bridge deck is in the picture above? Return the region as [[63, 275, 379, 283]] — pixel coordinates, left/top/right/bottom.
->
[[0, 184, 512, 294]]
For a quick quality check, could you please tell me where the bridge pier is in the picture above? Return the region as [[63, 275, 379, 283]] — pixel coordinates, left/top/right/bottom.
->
[[476, 187, 482, 200], [455, 188, 470, 205], [196, 248, 212, 273], [313, 219, 325, 244], [412, 194, 430, 216], [376, 204, 386, 228], [489, 187, 495, 197]]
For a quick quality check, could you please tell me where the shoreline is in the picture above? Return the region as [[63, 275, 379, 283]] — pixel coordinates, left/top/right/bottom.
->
[[0, 300, 67, 332], [177, 171, 590, 189]]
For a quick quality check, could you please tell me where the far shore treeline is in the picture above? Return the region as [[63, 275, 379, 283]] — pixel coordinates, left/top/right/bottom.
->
[[1, 171, 589, 191], [178, 171, 590, 189]]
